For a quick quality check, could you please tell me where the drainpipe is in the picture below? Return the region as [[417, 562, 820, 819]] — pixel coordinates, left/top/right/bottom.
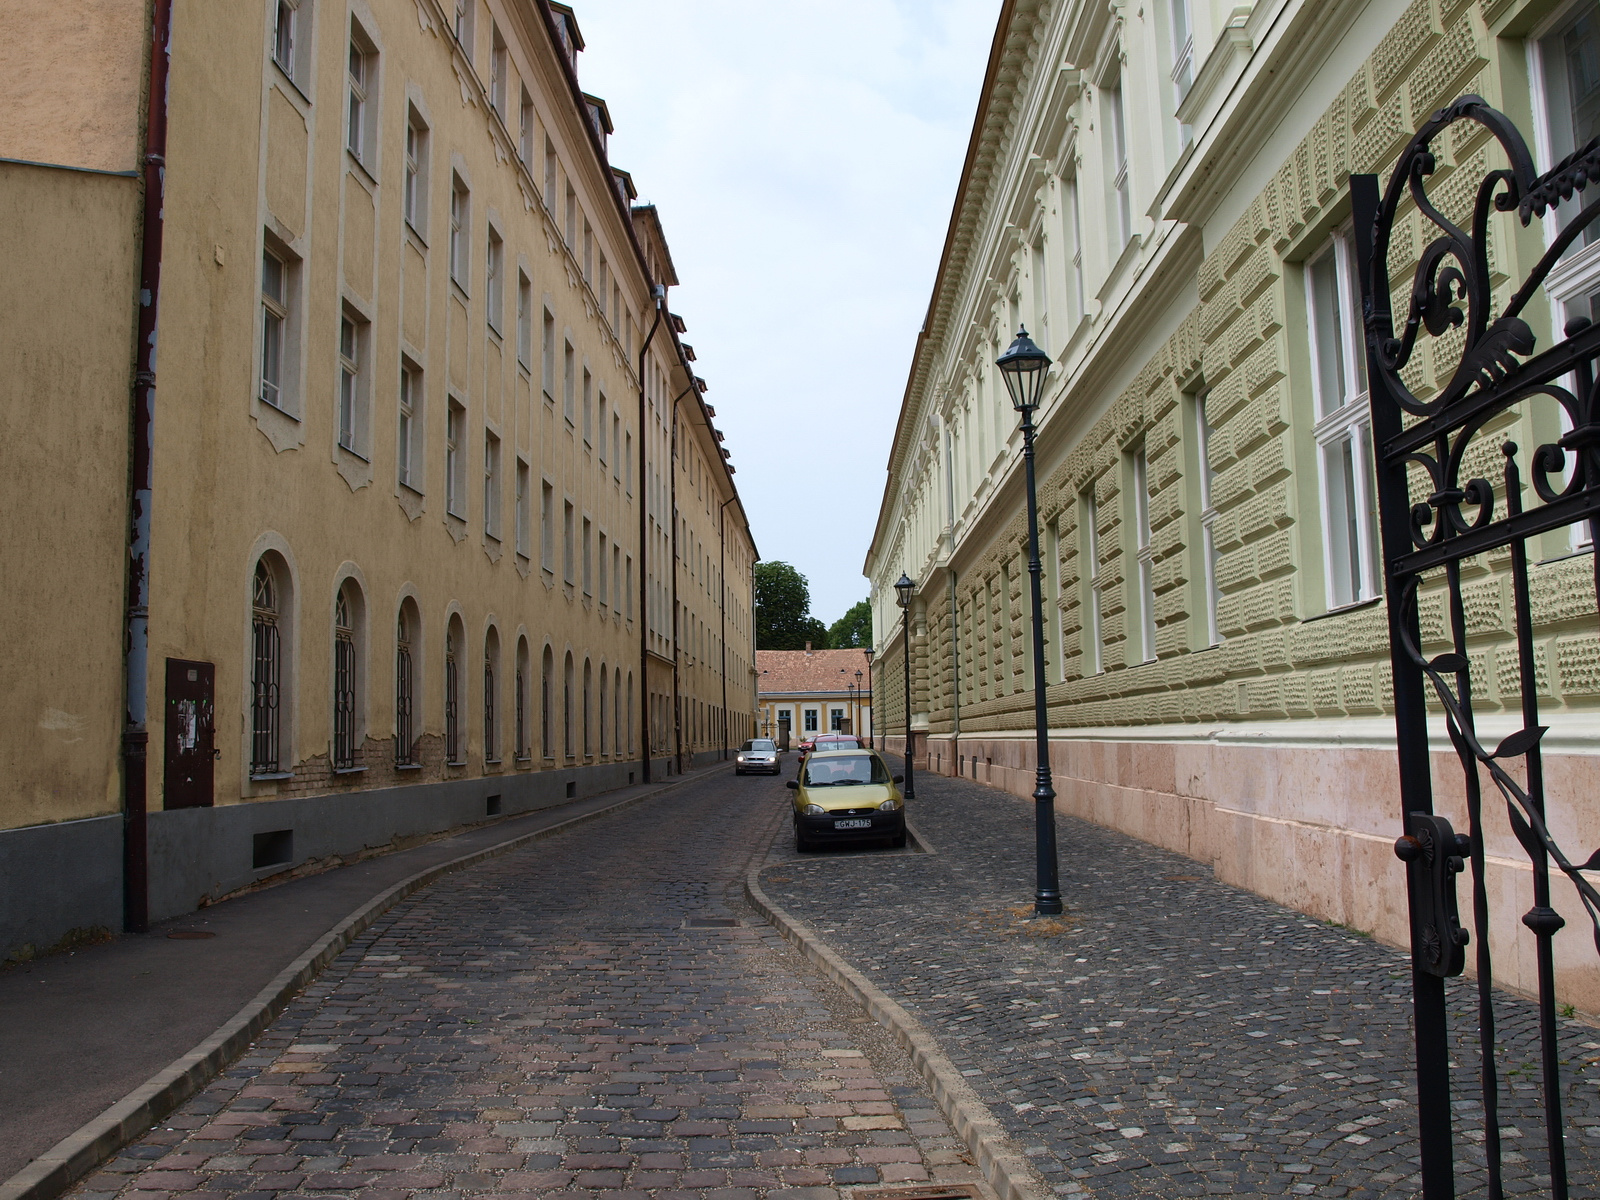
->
[[637, 286, 664, 782], [718, 495, 736, 759], [123, 0, 173, 935]]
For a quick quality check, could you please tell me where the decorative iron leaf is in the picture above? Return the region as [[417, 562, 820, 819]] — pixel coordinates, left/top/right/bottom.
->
[[1578, 847, 1600, 872], [1491, 726, 1547, 759], [1506, 801, 1545, 862], [1430, 653, 1469, 674], [1446, 720, 1470, 759]]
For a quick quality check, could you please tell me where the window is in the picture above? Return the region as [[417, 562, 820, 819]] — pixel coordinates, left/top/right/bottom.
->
[[563, 652, 575, 758], [516, 272, 532, 367], [1132, 445, 1157, 663], [544, 136, 558, 208], [563, 500, 575, 583], [395, 604, 417, 767], [1168, 0, 1195, 137], [332, 584, 359, 770], [484, 431, 501, 540], [541, 645, 554, 759], [597, 394, 608, 465], [251, 560, 285, 775], [1082, 490, 1104, 674], [583, 661, 592, 757], [541, 480, 554, 572], [1030, 235, 1049, 354], [1103, 78, 1131, 250], [582, 517, 592, 596], [403, 109, 428, 233], [272, 0, 310, 87], [445, 620, 463, 764], [565, 182, 577, 246], [260, 246, 294, 412], [612, 414, 622, 481], [582, 369, 592, 444], [449, 175, 469, 288], [1194, 390, 1221, 646], [483, 630, 499, 763], [515, 459, 530, 558], [1063, 174, 1085, 328], [337, 311, 367, 455], [486, 227, 503, 332], [398, 359, 421, 489], [582, 221, 593, 284], [515, 638, 530, 761], [489, 23, 507, 117], [1307, 229, 1380, 609], [563, 340, 576, 423], [1538, 7, 1600, 246], [612, 544, 622, 611], [453, 0, 473, 52], [803, 708, 819, 732], [519, 87, 535, 167], [541, 310, 556, 402], [446, 399, 465, 517], [346, 23, 376, 166], [597, 255, 608, 319], [830, 708, 844, 731], [625, 431, 632, 493], [625, 554, 633, 619]]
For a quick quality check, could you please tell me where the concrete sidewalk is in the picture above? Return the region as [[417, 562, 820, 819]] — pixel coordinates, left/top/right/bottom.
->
[[0, 760, 725, 1188], [755, 762, 1600, 1198]]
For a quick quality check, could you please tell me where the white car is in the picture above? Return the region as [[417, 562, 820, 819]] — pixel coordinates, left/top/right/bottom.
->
[[735, 738, 781, 775]]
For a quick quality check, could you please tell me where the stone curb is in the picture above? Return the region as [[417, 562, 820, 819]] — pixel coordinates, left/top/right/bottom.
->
[[744, 839, 1049, 1200], [0, 767, 713, 1200]]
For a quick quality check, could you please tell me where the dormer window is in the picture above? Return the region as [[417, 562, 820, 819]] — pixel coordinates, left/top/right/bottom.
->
[[549, 3, 584, 69]]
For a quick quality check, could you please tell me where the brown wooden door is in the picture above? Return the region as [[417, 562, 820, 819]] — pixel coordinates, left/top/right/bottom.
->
[[164, 658, 215, 808]]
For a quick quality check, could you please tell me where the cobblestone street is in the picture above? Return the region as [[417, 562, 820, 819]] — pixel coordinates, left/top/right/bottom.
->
[[66, 769, 976, 1200], [762, 767, 1600, 1198]]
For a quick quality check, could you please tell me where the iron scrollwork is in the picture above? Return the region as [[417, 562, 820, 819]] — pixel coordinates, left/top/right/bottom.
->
[[1354, 94, 1600, 1199]]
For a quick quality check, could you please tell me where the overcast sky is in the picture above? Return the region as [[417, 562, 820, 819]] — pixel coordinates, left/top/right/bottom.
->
[[574, 0, 999, 629]]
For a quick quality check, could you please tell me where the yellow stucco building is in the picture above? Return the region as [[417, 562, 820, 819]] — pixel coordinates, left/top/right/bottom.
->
[[0, 0, 757, 958]]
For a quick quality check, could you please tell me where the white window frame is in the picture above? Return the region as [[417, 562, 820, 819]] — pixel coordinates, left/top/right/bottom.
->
[[403, 109, 428, 235], [337, 310, 367, 455], [1133, 445, 1157, 662], [516, 271, 532, 368], [260, 246, 290, 412], [1168, 0, 1195, 110], [1306, 227, 1382, 610], [398, 359, 422, 491], [484, 431, 501, 541], [446, 399, 466, 517], [519, 87, 536, 167], [453, 0, 474, 51], [1104, 78, 1131, 250], [449, 175, 469, 289], [346, 22, 377, 167], [272, 0, 313, 90], [485, 225, 504, 333], [489, 23, 507, 118], [541, 309, 556, 403], [515, 462, 530, 557], [540, 479, 554, 573]]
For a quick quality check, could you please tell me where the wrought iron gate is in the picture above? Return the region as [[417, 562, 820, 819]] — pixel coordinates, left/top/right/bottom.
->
[[1352, 97, 1600, 1198]]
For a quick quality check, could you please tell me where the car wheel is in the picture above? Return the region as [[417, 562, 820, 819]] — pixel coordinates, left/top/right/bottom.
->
[[890, 830, 907, 849]]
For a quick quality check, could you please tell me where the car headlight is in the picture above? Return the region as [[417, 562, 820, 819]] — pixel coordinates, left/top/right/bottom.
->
[[878, 799, 900, 811], [804, 804, 827, 816], [736, 754, 746, 762]]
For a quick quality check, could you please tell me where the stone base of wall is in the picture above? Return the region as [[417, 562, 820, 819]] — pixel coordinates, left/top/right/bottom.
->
[[1, 758, 657, 962], [921, 728, 1600, 1016]]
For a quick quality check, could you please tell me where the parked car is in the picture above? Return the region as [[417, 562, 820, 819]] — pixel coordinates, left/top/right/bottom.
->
[[786, 748, 905, 852], [812, 733, 864, 752], [734, 738, 781, 776]]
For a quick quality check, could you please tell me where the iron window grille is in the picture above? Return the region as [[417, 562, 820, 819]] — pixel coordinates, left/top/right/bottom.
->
[[333, 591, 356, 770], [541, 654, 553, 760], [515, 665, 528, 760], [395, 617, 414, 767], [483, 652, 496, 762], [444, 633, 462, 764], [251, 563, 282, 775]]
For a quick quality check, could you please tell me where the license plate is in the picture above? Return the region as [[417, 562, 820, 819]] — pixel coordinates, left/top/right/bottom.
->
[[834, 818, 871, 829]]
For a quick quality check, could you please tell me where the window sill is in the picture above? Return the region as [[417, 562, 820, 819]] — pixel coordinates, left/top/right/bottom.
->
[[395, 762, 423, 771], [333, 765, 366, 775], [337, 441, 370, 464], [258, 396, 301, 422], [485, 757, 503, 766], [271, 60, 311, 107], [515, 755, 532, 764], [1303, 594, 1384, 623], [251, 771, 293, 781], [400, 480, 424, 498], [450, 278, 470, 303], [444, 759, 467, 768], [404, 220, 428, 249], [345, 150, 378, 190]]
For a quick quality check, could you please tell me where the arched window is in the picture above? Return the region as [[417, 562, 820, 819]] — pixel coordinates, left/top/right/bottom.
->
[[251, 560, 282, 774], [627, 672, 635, 754], [597, 660, 607, 756], [483, 626, 500, 763], [614, 668, 622, 759], [515, 636, 530, 761], [563, 651, 574, 759], [395, 601, 417, 767], [445, 618, 463, 763], [541, 644, 554, 760], [332, 585, 357, 769], [583, 659, 593, 758]]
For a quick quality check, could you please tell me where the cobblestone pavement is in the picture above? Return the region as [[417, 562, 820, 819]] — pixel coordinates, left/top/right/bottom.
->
[[761, 767, 1600, 1198], [67, 768, 982, 1200]]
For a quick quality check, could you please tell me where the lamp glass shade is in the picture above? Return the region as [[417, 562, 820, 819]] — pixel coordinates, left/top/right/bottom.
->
[[894, 573, 914, 609], [997, 327, 1051, 411]]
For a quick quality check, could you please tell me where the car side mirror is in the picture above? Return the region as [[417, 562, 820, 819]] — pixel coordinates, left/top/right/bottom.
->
[[786, 780, 798, 790], [893, 774, 904, 784]]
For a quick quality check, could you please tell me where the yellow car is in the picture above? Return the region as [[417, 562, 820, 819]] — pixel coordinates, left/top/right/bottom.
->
[[786, 748, 906, 852]]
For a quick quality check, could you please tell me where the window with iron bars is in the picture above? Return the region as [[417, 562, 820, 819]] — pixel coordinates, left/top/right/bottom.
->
[[395, 615, 414, 766], [515, 662, 529, 760], [483, 649, 497, 762], [333, 589, 357, 769], [251, 562, 282, 775], [445, 632, 462, 764]]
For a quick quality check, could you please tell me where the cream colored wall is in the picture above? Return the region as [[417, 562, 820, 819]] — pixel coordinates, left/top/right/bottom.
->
[[0, 164, 139, 830], [0, 0, 147, 173], [134, 0, 754, 805]]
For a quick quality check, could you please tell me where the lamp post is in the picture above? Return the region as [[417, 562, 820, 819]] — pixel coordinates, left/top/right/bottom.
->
[[863, 648, 874, 747], [894, 574, 916, 800], [997, 327, 1062, 916], [854, 669, 864, 744]]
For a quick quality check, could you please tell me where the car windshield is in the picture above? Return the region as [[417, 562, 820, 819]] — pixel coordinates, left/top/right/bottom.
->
[[802, 754, 890, 787], [743, 739, 776, 752]]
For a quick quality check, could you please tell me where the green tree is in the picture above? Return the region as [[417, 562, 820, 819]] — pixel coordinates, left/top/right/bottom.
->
[[755, 562, 829, 650], [827, 599, 872, 648]]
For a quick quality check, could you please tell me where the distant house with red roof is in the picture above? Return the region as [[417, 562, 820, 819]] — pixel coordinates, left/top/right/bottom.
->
[[756, 646, 874, 748]]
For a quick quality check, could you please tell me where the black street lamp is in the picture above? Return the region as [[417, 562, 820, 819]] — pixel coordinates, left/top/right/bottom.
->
[[854, 668, 864, 743], [997, 326, 1062, 916], [894, 573, 916, 801], [863, 648, 875, 747]]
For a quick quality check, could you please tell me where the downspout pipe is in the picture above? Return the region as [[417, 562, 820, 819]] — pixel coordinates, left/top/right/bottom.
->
[[123, 0, 173, 935], [718, 495, 736, 760], [637, 286, 665, 782]]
